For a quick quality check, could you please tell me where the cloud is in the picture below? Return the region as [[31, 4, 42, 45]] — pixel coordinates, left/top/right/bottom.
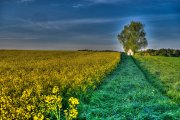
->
[[85, 0, 125, 4], [4, 18, 121, 30], [72, 4, 84, 8], [18, 0, 34, 3], [1, 13, 179, 32], [54, 18, 120, 24], [1, 13, 179, 50], [51, 3, 62, 7]]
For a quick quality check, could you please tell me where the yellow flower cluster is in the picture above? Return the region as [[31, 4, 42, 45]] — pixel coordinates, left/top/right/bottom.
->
[[0, 50, 120, 119], [0, 86, 78, 120], [43, 86, 63, 119], [64, 97, 79, 120], [52, 86, 59, 94], [33, 113, 44, 120], [0, 88, 44, 120]]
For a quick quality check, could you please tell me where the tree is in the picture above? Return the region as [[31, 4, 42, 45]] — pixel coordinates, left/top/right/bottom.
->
[[117, 21, 148, 54]]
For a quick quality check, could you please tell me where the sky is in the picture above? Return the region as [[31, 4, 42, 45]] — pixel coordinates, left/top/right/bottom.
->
[[0, 0, 180, 51]]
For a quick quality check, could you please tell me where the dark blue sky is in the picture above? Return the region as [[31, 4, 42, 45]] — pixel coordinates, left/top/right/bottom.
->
[[0, 0, 180, 51]]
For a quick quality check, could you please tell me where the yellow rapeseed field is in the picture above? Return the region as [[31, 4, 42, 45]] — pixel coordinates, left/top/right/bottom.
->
[[0, 50, 120, 119]]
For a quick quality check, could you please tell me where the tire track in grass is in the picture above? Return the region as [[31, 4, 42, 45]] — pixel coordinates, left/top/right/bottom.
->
[[79, 54, 180, 120]]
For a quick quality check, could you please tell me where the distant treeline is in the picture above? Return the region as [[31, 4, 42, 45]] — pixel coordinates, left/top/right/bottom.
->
[[137, 48, 180, 57], [78, 49, 118, 52]]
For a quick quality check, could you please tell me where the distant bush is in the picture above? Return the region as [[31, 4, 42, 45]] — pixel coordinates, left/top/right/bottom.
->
[[137, 48, 180, 57]]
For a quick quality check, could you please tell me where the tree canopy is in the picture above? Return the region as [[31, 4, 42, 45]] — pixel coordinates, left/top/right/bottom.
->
[[117, 21, 148, 53]]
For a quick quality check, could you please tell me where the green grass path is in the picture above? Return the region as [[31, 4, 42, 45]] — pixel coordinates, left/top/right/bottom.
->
[[79, 54, 180, 120]]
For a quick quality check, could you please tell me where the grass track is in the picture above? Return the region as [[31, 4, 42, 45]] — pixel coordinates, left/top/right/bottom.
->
[[79, 54, 180, 120]]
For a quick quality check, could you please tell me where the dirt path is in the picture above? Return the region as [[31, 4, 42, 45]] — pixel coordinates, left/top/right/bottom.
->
[[79, 54, 180, 119]]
